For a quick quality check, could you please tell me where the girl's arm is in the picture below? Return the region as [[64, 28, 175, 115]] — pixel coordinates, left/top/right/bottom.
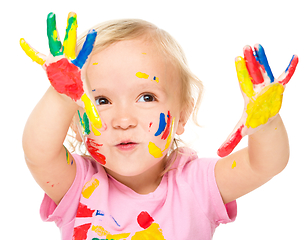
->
[[23, 87, 78, 205], [215, 114, 288, 204], [21, 12, 99, 205], [214, 44, 298, 204]]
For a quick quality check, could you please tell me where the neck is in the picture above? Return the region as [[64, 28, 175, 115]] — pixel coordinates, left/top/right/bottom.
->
[[105, 158, 166, 195]]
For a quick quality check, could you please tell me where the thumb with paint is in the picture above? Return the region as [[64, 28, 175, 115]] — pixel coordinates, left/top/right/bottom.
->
[[20, 12, 103, 135], [217, 44, 298, 157]]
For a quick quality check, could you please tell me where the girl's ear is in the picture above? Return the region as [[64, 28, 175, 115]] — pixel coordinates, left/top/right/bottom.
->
[[176, 99, 194, 135]]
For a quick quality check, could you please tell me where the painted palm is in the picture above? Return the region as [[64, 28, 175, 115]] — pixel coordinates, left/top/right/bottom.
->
[[217, 44, 298, 157], [20, 12, 102, 133]]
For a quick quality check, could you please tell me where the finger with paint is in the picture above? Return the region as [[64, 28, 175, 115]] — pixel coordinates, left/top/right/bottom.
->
[[217, 44, 298, 157], [20, 12, 103, 133]]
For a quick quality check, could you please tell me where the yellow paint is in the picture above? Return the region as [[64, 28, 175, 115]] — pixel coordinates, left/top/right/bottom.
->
[[153, 77, 159, 83], [93, 62, 98, 65], [107, 232, 131, 239], [82, 177, 99, 199], [92, 225, 130, 239], [142, 53, 147, 54], [63, 13, 77, 60], [148, 118, 175, 158], [20, 38, 45, 65], [232, 160, 236, 169], [136, 72, 149, 79], [235, 57, 255, 98], [91, 123, 101, 136], [131, 223, 165, 240], [246, 83, 284, 128], [81, 93, 102, 129], [148, 142, 163, 158]]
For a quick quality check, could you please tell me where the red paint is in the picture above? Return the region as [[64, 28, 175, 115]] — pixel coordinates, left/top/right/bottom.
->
[[46, 58, 84, 101], [72, 223, 91, 240], [76, 203, 95, 218], [85, 138, 106, 165], [137, 211, 154, 229], [279, 56, 298, 85], [161, 111, 171, 140], [244, 46, 264, 84], [217, 125, 244, 157]]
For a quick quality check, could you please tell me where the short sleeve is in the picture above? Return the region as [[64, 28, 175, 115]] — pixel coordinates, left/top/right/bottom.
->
[[179, 149, 237, 227], [40, 154, 92, 228]]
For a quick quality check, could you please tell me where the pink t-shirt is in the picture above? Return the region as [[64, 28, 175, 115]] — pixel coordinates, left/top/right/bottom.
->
[[40, 147, 237, 239]]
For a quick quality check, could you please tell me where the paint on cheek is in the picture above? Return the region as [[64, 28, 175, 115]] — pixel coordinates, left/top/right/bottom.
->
[[246, 83, 284, 128], [161, 111, 172, 140], [148, 142, 163, 158], [232, 160, 237, 169], [85, 138, 106, 165], [82, 177, 99, 199], [72, 223, 91, 240], [149, 122, 153, 132], [46, 58, 84, 101], [154, 113, 166, 136], [136, 72, 149, 79]]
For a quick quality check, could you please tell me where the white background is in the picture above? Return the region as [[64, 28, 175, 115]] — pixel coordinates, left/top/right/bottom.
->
[[2, 0, 305, 239]]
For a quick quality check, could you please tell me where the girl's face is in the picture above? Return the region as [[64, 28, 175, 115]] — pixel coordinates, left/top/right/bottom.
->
[[77, 38, 186, 177]]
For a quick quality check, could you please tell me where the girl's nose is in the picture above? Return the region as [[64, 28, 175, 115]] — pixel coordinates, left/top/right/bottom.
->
[[111, 108, 138, 130]]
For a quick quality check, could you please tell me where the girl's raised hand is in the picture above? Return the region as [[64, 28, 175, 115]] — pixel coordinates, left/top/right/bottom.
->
[[217, 44, 298, 157], [20, 12, 103, 133]]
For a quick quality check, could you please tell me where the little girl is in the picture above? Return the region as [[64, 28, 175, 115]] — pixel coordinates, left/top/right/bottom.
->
[[21, 12, 298, 239]]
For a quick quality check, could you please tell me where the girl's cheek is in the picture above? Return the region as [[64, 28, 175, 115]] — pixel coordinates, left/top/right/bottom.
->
[[148, 111, 175, 158]]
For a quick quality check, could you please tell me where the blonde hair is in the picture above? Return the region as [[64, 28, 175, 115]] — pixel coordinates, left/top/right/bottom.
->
[[69, 19, 204, 174]]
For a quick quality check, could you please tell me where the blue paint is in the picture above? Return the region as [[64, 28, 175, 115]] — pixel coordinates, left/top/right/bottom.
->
[[154, 113, 166, 136], [72, 29, 97, 69], [255, 44, 274, 83], [95, 210, 105, 216], [110, 215, 121, 227], [285, 55, 295, 72]]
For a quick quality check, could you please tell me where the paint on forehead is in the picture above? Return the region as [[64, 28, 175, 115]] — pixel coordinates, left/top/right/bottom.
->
[[152, 76, 159, 83], [136, 72, 149, 79], [85, 138, 106, 165]]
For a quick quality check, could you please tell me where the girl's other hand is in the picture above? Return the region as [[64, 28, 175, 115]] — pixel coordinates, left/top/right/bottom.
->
[[217, 44, 298, 157]]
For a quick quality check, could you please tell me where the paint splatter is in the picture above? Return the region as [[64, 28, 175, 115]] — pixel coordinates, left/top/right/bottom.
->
[[62, 12, 77, 60], [76, 203, 95, 217], [19, 38, 45, 65], [81, 93, 102, 131], [148, 142, 163, 158], [91, 225, 110, 237], [95, 210, 105, 216], [82, 177, 99, 199], [132, 223, 165, 240], [232, 160, 236, 169], [153, 76, 159, 83], [72, 223, 91, 240], [217, 125, 244, 157], [161, 111, 172, 140], [111, 215, 121, 227], [137, 211, 154, 229], [154, 113, 166, 136], [93, 62, 98, 65], [85, 138, 106, 165], [64, 146, 73, 165], [46, 58, 84, 101], [136, 72, 149, 79]]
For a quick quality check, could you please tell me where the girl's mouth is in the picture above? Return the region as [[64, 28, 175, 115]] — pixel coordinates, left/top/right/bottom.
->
[[116, 141, 138, 151]]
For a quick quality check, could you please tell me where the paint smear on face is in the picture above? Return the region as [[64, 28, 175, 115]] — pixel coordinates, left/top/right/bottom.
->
[[76, 203, 95, 217], [85, 138, 106, 165], [153, 76, 159, 83], [137, 211, 154, 229], [81, 93, 102, 131], [136, 72, 149, 79], [82, 177, 99, 199], [161, 111, 172, 140], [154, 113, 166, 136], [72, 223, 91, 240], [46, 58, 84, 101], [246, 83, 284, 128], [93, 62, 98, 65]]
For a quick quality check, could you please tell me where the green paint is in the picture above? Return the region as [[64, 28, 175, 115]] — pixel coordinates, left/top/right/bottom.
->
[[77, 110, 91, 135], [47, 12, 63, 57], [63, 15, 77, 43]]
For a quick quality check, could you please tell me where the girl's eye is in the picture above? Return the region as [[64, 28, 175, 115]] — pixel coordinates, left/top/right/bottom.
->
[[138, 94, 156, 102], [95, 97, 110, 105]]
